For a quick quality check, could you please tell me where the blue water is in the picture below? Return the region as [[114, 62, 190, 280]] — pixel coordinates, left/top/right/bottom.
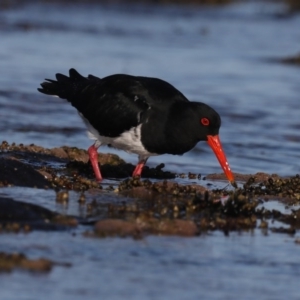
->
[[1, 1, 300, 176], [0, 229, 300, 300], [0, 1, 300, 300]]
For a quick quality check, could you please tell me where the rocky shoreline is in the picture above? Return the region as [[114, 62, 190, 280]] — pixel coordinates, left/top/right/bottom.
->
[[0, 141, 299, 245]]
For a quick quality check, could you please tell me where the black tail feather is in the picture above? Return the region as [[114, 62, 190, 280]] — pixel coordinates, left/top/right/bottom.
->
[[88, 74, 101, 80], [55, 73, 70, 82], [69, 68, 86, 80], [38, 68, 99, 101]]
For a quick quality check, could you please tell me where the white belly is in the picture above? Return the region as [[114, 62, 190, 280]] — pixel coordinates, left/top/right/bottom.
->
[[79, 113, 158, 157]]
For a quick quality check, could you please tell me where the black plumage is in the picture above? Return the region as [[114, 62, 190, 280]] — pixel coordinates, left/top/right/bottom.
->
[[38, 68, 235, 185]]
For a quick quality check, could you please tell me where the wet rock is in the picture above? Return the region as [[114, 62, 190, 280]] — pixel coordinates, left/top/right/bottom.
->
[[50, 147, 69, 159], [206, 172, 280, 183], [0, 252, 53, 272], [94, 218, 198, 238], [0, 141, 124, 165], [0, 196, 77, 231], [0, 157, 50, 188], [243, 174, 300, 200], [1, 141, 175, 185], [67, 161, 175, 180], [270, 227, 296, 235], [2, 141, 300, 236], [119, 178, 207, 196], [138, 218, 199, 236], [52, 215, 78, 227], [94, 219, 141, 238]]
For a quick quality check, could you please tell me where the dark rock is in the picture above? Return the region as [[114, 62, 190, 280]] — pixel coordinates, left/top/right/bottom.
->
[[0, 157, 50, 188], [0, 196, 78, 231], [270, 227, 296, 235]]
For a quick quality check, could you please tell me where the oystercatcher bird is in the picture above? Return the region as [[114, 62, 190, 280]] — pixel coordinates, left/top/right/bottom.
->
[[38, 69, 235, 186]]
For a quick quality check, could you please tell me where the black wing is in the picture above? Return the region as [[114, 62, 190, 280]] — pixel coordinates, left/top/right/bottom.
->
[[38, 69, 188, 137]]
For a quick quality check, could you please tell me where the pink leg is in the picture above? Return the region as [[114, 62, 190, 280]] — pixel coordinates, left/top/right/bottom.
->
[[88, 144, 102, 181], [132, 158, 148, 177]]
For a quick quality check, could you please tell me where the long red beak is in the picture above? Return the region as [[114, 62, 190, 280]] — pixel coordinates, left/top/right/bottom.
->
[[207, 135, 236, 187]]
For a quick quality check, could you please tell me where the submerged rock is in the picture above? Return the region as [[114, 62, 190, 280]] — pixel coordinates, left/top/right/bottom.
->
[[94, 219, 142, 238], [0, 252, 70, 273], [0, 196, 77, 232], [0, 252, 53, 272], [94, 218, 198, 238]]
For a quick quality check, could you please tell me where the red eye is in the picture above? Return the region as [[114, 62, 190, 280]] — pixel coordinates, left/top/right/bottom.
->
[[201, 118, 210, 126]]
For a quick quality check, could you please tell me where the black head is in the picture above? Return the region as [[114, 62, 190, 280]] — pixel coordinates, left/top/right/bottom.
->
[[191, 102, 221, 141], [163, 101, 221, 152], [190, 102, 236, 186], [165, 101, 235, 186]]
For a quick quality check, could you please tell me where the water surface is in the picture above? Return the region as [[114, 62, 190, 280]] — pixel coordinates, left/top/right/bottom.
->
[[0, 2, 300, 299], [1, 1, 300, 175]]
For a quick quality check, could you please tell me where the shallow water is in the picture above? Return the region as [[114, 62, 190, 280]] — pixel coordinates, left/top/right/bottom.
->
[[0, 230, 299, 300], [1, 1, 300, 299], [1, 1, 300, 175]]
